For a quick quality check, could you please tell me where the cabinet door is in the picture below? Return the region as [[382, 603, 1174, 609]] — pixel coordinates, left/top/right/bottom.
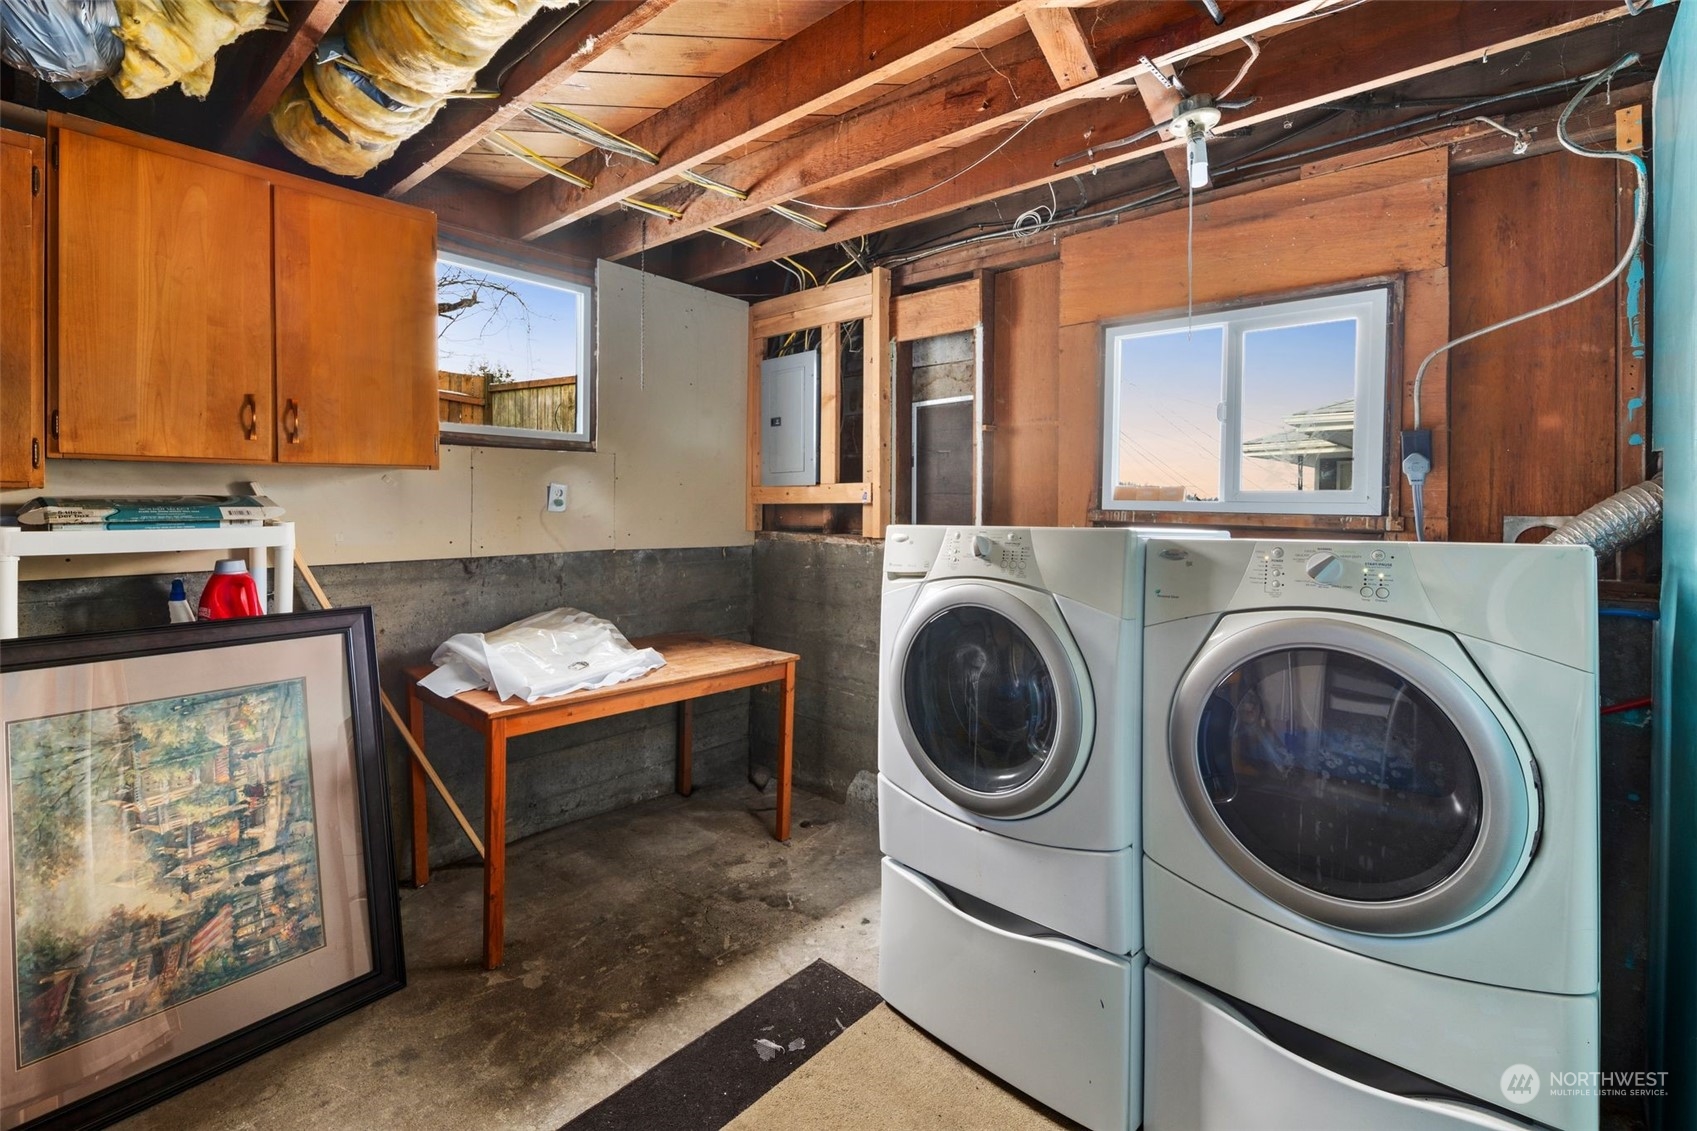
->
[[273, 186, 438, 468], [54, 128, 273, 461], [1, 130, 45, 487]]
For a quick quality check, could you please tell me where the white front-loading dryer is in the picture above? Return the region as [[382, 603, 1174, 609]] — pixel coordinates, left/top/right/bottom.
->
[[1141, 538, 1600, 1131]]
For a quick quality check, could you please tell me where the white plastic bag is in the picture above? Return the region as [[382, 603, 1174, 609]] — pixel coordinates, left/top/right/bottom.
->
[[420, 608, 665, 703]]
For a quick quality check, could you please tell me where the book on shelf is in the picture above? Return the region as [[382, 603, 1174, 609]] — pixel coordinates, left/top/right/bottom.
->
[[17, 495, 284, 528], [38, 519, 267, 531]]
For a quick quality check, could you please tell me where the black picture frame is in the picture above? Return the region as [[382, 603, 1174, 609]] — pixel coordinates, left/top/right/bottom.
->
[[0, 609, 405, 1130]]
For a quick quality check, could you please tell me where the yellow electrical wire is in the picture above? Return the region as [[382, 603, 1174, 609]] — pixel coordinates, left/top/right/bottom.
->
[[707, 226, 762, 250], [529, 104, 660, 164], [681, 170, 749, 200], [767, 204, 828, 233], [486, 133, 593, 188], [620, 197, 685, 221]]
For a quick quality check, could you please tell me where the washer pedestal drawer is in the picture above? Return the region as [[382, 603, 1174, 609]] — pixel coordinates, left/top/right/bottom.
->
[[878, 857, 1140, 1131], [1145, 965, 1543, 1131]]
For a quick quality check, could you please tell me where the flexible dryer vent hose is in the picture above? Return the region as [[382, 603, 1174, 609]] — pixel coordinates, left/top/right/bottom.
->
[[1542, 475, 1665, 558]]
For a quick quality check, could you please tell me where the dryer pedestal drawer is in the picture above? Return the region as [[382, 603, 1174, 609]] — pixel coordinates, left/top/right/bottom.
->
[[878, 857, 1140, 1131], [1145, 965, 1541, 1131]]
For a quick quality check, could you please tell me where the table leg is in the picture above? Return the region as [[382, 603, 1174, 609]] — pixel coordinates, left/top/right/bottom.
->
[[676, 699, 694, 797], [484, 723, 509, 970], [775, 662, 795, 842], [407, 683, 429, 888]]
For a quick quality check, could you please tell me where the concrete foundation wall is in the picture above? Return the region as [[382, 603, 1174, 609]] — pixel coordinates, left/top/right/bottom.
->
[[749, 533, 883, 800], [15, 544, 754, 877]]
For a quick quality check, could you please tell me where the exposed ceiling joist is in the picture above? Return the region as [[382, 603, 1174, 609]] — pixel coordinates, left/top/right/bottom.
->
[[1131, 64, 1188, 186], [593, 0, 1330, 262], [220, 0, 350, 151], [1026, 7, 1100, 89], [374, 0, 681, 198], [509, 0, 1085, 242], [666, 0, 1632, 282]]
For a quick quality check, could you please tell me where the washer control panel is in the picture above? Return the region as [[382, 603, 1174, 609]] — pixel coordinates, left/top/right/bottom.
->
[[942, 527, 1033, 579], [1255, 543, 1398, 604]]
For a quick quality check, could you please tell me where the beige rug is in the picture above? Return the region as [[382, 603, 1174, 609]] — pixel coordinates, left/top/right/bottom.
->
[[725, 1004, 1074, 1130]]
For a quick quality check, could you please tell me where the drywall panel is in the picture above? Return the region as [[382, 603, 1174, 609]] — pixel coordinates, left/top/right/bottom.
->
[[2, 262, 751, 579]]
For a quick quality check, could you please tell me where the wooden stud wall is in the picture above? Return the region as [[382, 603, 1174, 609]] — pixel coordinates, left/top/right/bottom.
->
[[745, 267, 891, 536]]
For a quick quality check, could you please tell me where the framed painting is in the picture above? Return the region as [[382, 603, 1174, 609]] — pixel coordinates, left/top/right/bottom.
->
[[0, 609, 404, 1130]]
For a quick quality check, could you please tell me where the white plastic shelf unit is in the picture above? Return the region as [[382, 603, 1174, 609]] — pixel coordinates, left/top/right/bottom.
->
[[0, 522, 296, 639]]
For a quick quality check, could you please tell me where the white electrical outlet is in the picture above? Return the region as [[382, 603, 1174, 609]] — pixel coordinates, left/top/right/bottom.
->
[[546, 483, 568, 512]]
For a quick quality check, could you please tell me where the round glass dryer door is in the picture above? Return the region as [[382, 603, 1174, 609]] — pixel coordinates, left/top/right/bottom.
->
[[1170, 616, 1536, 935], [892, 581, 1089, 819]]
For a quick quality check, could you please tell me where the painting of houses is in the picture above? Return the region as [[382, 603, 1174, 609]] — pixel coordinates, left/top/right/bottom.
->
[[7, 680, 325, 1067]]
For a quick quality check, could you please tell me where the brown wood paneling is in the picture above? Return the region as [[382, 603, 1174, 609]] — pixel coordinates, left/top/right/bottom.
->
[[1049, 149, 1450, 530], [989, 261, 1060, 526], [1059, 150, 1448, 327], [54, 128, 274, 462], [1, 130, 45, 488], [1447, 152, 1619, 544], [273, 185, 439, 467]]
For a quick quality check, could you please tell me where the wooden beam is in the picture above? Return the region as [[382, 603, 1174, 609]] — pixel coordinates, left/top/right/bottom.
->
[[893, 278, 984, 342], [1027, 7, 1099, 90], [670, 0, 1628, 281], [595, 1, 1330, 262], [1132, 66, 1188, 187], [221, 0, 350, 151], [863, 267, 893, 537], [373, 0, 681, 198], [513, 1, 1065, 241]]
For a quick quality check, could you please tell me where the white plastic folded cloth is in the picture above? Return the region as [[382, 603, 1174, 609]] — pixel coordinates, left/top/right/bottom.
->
[[420, 608, 665, 703]]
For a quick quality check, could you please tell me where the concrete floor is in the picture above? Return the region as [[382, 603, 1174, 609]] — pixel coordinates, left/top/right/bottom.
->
[[121, 784, 882, 1131]]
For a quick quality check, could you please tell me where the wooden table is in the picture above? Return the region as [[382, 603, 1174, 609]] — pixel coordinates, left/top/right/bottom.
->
[[403, 633, 799, 969]]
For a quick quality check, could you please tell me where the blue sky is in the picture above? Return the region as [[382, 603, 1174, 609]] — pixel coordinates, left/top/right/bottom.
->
[[1117, 318, 1357, 497], [436, 261, 581, 381]]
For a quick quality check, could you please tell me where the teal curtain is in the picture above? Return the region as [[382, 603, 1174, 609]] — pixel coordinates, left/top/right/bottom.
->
[[1651, 7, 1697, 1129]]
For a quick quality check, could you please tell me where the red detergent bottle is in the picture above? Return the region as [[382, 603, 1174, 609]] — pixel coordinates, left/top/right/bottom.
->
[[197, 559, 263, 620]]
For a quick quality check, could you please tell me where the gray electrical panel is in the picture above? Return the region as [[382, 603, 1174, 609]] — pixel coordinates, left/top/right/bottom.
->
[[760, 350, 820, 486]]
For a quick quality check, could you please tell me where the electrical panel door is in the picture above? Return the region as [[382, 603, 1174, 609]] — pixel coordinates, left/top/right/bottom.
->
[[760, 350, 820, 486]]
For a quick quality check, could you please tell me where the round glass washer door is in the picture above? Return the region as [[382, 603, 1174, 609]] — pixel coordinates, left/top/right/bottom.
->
[[1169, 616, 1538, 936], [890, 580, 1092, 819]]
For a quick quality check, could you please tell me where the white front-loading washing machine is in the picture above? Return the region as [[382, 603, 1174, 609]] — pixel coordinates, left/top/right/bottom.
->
[[1140, 538, 1599, 1131], [877, 525, 1220, 1131]]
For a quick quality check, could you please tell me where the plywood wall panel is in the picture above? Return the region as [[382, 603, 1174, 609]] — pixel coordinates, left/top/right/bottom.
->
[[1059, 150, 1448, 328], [1446, 153, 1620, 543], [989, 261, 1060, 526]]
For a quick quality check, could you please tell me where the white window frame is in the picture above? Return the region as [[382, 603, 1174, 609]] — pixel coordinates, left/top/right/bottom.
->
[[1100, 287, 1388, 516], [436, 250, 596, 451]]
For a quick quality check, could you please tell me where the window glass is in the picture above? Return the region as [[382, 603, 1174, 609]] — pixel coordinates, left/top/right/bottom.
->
[[1113, 327, 1224, 505], [435, 254, 593, 448], [1196, 648, 1482, 902], [1239, 319, 1358, 493], [902, 606, 1058, 795], [1101, 288, 1387, 516]]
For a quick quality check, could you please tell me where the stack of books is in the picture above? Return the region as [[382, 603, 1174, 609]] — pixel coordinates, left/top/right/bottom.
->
[[17, 495, 285, 531]]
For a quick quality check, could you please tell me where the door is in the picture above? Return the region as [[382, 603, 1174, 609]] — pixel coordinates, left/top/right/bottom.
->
[[1, 130, 45, 487], [1168, 615, 1537, 935], [889, 580, 1091, 818], [54, 128, 274, 461], [273, 185, 438, 467]]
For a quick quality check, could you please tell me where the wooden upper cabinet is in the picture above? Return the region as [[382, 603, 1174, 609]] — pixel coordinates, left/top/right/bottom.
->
[[54, 128, 274, 462], [273, 185, 438, 468], [1, 129, 46, 488]]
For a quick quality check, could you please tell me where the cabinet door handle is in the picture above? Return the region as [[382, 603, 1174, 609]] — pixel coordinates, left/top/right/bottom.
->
[[240, 394, 258, 440], [283, 399, 303, 444], [31, 438, 40, 468]]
